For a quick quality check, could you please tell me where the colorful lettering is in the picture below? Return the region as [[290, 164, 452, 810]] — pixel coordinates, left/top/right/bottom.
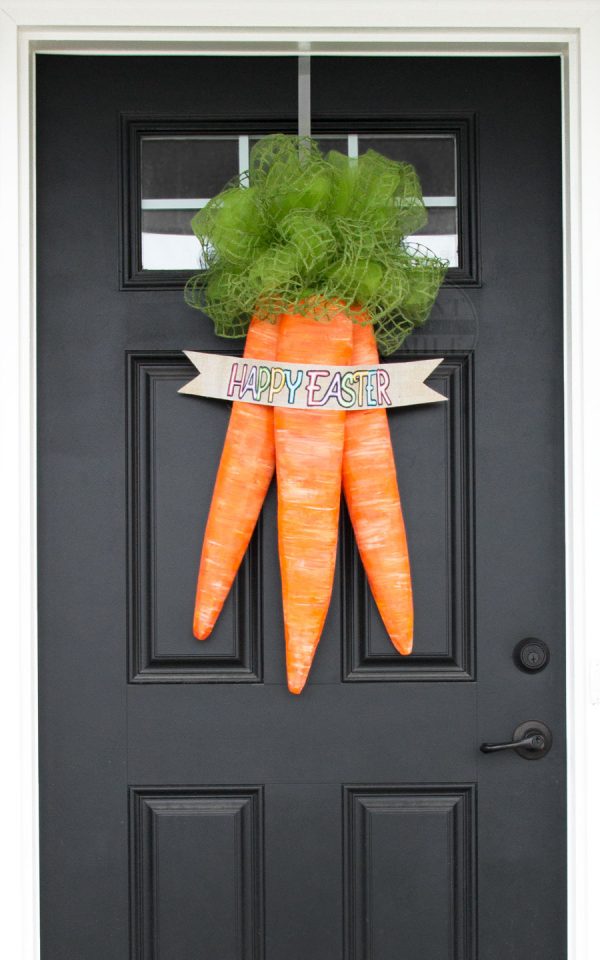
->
[[376, 368, 392, 406], [257, 365, 271, 400], [305, 369, 328, 407], [365, 370, 377, 407], [240, 365, 257, 401], [352, 370, 370, 407], [284, 368, 303, 404], [268, 367, 286, 403], [341, 371, 357, 407], [227, 361, 248, 399], [317, 371, 353, 408]]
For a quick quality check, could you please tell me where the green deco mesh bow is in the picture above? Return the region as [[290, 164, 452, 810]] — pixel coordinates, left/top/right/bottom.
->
[[184, 134, 448, 355]]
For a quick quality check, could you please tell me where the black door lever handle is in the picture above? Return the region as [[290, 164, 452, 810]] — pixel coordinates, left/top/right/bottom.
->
[[481, 734, 545, 753], [480, 720, 552, 759]]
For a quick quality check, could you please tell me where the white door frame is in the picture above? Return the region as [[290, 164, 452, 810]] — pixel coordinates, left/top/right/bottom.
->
[[1, 2, 599, 957]]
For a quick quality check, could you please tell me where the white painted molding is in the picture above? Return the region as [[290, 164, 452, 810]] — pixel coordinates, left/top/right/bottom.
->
[[1, 1, 599, 29], [570, 12, 600, 960], [0, 9, 38, 960], [1, 3, 599, 959]]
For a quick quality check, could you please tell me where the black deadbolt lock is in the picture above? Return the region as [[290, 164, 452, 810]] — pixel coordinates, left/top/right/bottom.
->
[[514, 637, 550, 673]]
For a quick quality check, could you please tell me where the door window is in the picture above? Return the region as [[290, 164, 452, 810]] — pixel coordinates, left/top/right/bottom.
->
[[126, 124, 473, 284], [140, 132, 459, 271]]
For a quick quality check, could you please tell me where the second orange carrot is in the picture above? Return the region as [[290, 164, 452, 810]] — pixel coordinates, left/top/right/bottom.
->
[[275, 307, 353, 693]]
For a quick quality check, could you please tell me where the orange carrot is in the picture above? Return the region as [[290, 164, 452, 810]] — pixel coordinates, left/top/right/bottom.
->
[[342, 320, 413, 654], [275, 308, 353, 693], [193, 316, 278, 640]]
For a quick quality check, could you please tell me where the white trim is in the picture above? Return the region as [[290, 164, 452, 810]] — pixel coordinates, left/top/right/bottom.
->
[[1, 3, 599, 959], [423, 197, 457, 207], [140, 197, 457, 210], [0, 8, 39, 960], [348, 134, 359, 158], [570, 14, 600, 960], [238, 135, 249, 178], [141, 198, 211, 209]]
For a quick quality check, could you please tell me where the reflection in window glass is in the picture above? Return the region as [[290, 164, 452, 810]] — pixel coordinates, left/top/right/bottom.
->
[[141, 136, 242, 270], [140, 134, 459, 271], [358, 135, 458, 267]]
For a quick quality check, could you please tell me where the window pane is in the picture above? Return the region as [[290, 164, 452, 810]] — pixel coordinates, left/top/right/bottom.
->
[[358, 135, 459, 266], [141, 137, 239, 198], [140, 136, 240, 270], [358, 135, 456, 195]]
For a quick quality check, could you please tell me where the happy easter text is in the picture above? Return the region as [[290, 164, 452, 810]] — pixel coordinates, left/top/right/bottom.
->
[[226, 361, 392, 408]]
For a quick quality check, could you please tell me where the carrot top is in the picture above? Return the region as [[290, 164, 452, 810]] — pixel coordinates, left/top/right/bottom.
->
[[184, 134, 448, 355]]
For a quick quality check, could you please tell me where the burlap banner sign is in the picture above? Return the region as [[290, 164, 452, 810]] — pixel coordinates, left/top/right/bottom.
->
[[179, 351, 446, 411]]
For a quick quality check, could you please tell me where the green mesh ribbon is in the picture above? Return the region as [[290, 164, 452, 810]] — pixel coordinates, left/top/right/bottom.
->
[[184, 134, 448, 355]]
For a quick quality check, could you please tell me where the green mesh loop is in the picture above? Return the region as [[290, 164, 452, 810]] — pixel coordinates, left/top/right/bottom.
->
[[184, 134, 448, 354]]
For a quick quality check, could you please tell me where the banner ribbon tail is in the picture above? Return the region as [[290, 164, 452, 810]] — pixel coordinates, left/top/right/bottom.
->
[[178, 351, 207, 397], [394, 357, 447, 407]]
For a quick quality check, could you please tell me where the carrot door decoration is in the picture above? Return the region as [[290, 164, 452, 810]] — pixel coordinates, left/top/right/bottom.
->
[[343, 321, 413, 655], [275, 310, 353, 693], [193, 316, 278, 639], [184, 134, 447, 692]]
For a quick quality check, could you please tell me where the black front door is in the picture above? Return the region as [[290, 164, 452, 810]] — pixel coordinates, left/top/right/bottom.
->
[[37, 54, 565, 959]]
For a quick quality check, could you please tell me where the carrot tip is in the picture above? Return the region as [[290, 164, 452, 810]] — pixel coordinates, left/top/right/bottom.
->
[[394, 640, 413, 656], [287, 676, 307, 695], [193, 622, 212, 641]]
